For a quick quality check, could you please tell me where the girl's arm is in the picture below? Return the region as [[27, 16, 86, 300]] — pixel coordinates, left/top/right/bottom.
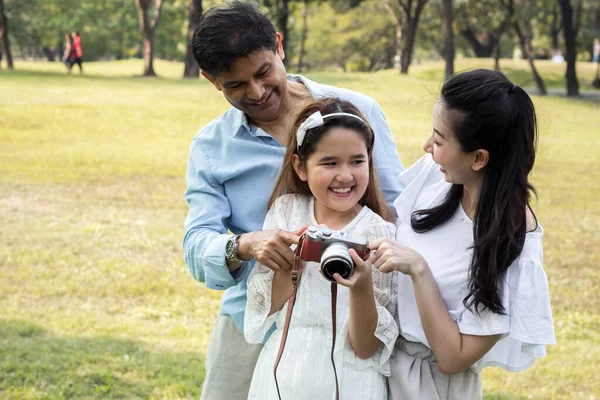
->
[[370, 238, 501, 374], [335, 250, 381, 360], [269, 268, 293, 315]]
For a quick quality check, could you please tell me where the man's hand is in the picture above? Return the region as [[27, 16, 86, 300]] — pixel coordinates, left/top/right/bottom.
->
[[238, 226, 307, 271]]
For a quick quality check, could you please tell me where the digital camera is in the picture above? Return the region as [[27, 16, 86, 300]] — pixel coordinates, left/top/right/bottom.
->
[[298, 226, 369, 282]]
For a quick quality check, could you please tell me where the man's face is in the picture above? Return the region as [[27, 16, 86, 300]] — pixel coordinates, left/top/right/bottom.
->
[[203, 35, 288, 124]]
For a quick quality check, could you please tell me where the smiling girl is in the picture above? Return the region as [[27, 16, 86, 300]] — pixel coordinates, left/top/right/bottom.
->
[[244, 98, 399, 399]]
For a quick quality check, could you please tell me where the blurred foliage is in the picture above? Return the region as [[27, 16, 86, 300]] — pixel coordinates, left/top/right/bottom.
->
[[288, 1, 396, 72], [2, 0, 600, 67]]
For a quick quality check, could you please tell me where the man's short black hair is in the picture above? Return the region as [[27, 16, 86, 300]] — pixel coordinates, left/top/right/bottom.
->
[[192, 1, 278, 77]]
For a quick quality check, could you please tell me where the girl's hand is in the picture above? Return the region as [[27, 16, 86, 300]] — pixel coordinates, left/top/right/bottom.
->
[[329, 249, 373, 293], [368, 238, 429, 277]]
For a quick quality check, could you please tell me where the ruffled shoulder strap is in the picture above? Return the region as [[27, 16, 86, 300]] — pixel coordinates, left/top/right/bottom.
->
[[457, 226, 555, 372], [394, 154, 449, 223]]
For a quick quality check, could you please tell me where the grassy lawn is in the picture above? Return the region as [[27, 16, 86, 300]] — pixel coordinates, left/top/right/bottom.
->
[[0, 58, 598, 399]]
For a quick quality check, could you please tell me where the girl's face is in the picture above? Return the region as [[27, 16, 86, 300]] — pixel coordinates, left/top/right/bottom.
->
[[426, 101, 480, 185], [294, 127, 369, 225]]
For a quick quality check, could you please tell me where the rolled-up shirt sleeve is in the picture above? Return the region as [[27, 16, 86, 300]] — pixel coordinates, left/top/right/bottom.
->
[[183, 139, 242, 290], [368, 101, 405, 207]]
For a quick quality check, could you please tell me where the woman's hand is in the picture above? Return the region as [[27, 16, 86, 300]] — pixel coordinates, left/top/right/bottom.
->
[[330, 249, 373, 293], [368, 238, 429, 277]]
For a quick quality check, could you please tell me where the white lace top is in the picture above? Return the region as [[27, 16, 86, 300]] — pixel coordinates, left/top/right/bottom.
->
[[394, 154, 556, 373], [245, 194, 399, 400]]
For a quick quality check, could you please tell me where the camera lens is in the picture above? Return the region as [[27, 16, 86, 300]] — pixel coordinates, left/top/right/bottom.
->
[[320, 242, 354, 282]]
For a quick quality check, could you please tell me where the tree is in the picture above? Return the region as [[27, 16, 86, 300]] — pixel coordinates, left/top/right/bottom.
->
[[297, 0, 309, 72], [295, 1, 395, 71], [456, 0, 508, 70], [0, 0, 14, 69], [183, 0, 202, 78], [547, 4, 562, 51], [442, 0, 454, 79], [134, 0, 166, 76], [594, 1, 600, 88], [385, 0, 429, 74], [277, 0, 290, 67], [503, 0, 547, 95], [558, 0, 580, 96]]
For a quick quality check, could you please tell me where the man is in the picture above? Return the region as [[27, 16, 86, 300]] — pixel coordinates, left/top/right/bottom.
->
[[184, 2, 404, 398]]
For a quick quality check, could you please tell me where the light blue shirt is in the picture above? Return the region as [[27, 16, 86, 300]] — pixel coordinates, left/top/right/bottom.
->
[[183, 74, 405, 334]]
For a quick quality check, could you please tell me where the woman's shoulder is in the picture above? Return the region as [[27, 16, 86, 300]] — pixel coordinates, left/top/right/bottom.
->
[[526, 207, 538, 232], [394, 154, 450, 222], [398, 154, 440, 186]]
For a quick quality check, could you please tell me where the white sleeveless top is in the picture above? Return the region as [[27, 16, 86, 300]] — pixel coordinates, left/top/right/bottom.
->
[[394, 154, 555, 373]]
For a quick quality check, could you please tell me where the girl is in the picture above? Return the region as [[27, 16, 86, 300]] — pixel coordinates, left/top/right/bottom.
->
[[366, 69, 556, 399], [244, 98, 399, 399]]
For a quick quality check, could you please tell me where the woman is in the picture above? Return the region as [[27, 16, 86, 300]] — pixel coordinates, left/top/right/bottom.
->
[[61, 33, 73, 73], [367, 69, 555, 399]]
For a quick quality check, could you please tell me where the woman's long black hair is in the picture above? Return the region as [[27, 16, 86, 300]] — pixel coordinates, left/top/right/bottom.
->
[[411, 69, 538, 315]]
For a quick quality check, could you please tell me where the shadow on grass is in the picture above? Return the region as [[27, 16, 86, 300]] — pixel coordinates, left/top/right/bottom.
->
[[0, 319, 204, 399], [412, 65, 600, 104], [0, 68, 209, 87], [484, 393, 529, 400]]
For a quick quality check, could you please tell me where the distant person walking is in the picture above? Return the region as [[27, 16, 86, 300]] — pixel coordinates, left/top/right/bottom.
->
[[62, 33, 74, 74], [593, 39, 600, 63], [71, 31, 84, 74]]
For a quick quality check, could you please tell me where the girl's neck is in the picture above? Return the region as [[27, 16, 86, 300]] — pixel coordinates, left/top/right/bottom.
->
[[313, 200, 363, 230]]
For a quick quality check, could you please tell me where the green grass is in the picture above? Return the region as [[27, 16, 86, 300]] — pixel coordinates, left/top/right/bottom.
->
[[1, 58, 599, 399]]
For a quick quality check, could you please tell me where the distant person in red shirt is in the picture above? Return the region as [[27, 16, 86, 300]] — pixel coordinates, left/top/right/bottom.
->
[[71, 31, 83, 74]]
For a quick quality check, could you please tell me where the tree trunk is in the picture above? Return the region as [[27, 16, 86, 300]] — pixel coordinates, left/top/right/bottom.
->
[[399, 0, 428, 75], [506, 0, 546, 95], [489, 23, 505, 70], [0, 0, 14, 70], [595, 3, 600, 87], [442, 0, 454, 80], [558, 0, 580, 96], [493, 44, 501, 70], [395, 22, 402, 70], [518, 28, 546, 95], [550, 5, 561, 50], [183, 0, 202, 78], [595, 1, 600, 32], [460, 26, 494, 57], [297, 0, 309, 72], [400, 21, 414, 74], [134, 0, 165, 77], [277, 0, 289, 67]]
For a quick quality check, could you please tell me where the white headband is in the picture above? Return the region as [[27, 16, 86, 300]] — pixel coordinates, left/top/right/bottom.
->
[[296, 111, 367, 149]]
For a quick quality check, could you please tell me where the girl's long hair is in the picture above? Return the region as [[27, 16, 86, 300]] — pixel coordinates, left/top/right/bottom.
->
[[268, 98, 393, 222], [411, 69, 538, 315]]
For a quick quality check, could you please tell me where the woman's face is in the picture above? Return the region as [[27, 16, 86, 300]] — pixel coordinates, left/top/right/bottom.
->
[[425, 101, 480, 185]]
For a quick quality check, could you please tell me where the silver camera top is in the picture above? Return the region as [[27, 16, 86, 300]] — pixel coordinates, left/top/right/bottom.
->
[[305, 226, 365, 245]]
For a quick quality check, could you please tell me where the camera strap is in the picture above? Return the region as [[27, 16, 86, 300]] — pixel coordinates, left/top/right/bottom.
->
[[273, 235, 340, 400]]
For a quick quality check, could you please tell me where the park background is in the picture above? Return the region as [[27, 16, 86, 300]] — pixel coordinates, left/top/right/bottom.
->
[[1, 0, 600, 399]]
